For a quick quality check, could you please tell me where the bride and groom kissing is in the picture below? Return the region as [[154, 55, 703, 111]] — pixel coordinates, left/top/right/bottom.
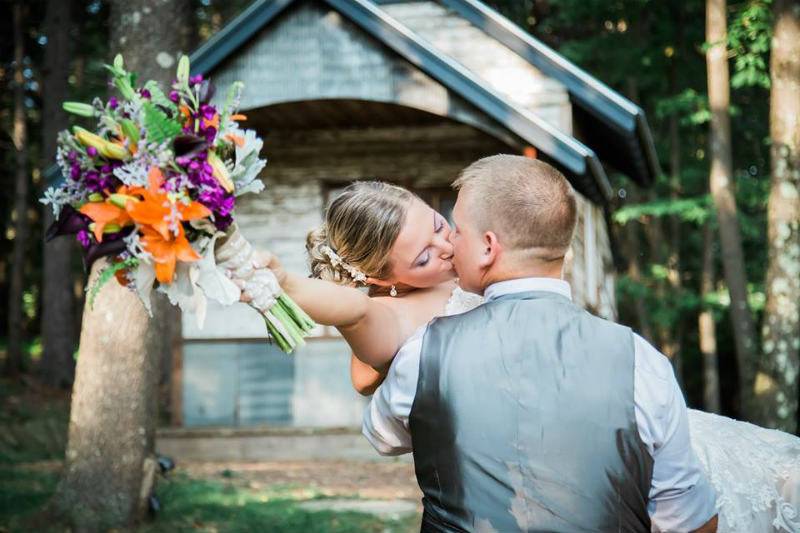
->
[[248, 155, 800, 532]]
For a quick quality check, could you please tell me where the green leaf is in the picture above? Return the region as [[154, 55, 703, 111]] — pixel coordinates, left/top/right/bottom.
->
[[142, 102, 182, 145], [87, 257, 140, 308], [143, 80, 177, 113]]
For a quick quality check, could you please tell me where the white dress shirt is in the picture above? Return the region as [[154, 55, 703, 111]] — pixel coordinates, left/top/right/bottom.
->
[[363, 277, 717, 532]]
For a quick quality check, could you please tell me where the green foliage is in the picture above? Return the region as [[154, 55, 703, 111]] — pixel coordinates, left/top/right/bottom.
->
[[143, 81, 178, 113], [87, 257, 140, 309], [729, 0, 773, 89], [142, 102, 183, 146], [613, 194, 713, 225]]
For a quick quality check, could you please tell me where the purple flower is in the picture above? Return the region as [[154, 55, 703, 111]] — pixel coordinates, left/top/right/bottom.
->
[[140, 89, 151, 99], [108, 97, 119, 109], [70, 164, 81, 180], [76, 230, 91, 249], [86, 146, 98, 157], [169, 90, 180, 103], [190, 74, 204, 85]]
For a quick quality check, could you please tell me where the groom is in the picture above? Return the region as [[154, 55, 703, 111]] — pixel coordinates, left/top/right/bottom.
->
[[363, 155, 719, 532]]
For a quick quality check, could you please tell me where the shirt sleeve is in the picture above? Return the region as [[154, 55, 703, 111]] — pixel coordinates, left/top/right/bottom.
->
[[633, 334, 718, 532], [361, 325, 426, 456]]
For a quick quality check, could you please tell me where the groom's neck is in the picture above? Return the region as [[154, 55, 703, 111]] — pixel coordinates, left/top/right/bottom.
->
[[480, 258, 565, 290]]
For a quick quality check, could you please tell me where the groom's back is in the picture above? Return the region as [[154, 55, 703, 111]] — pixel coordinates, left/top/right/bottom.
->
[[409, 290, 653, 533]]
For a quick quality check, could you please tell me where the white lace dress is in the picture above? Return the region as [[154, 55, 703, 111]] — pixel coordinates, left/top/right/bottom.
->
[[443, 287, 800, 532]]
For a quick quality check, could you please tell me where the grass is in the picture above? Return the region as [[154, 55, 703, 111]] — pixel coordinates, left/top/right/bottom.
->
[[0, 379, 419, 532], [0, 466, 418, 533]]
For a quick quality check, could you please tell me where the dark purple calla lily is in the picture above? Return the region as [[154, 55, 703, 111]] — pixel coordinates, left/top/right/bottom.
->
[[84, 227, 134, 271], [45, 205, 89, 242], [173, 134, 208, 159]]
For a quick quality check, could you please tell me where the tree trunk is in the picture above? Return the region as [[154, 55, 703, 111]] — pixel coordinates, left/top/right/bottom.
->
[[39, 0, 76, 389], [4, 2, 30, 377], [666, 41, 685, 382], [621, 218, 655, 342], [706, 0, 759, 419], [49, 0, 187, 529], [758, 0, 800, 432], [700, 222, 721, 413]]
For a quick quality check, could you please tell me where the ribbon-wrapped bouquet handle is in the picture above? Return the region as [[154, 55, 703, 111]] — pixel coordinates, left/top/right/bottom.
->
[[40, 54, 315, 353], [215, 225, 314, 352]]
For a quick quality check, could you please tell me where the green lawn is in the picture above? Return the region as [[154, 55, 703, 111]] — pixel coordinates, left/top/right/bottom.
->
[[0, 464, 417, 533], [0, 380, 419, 533]]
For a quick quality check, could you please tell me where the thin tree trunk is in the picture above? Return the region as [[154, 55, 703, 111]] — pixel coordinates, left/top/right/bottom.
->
[[5, 2, 29, 377], [666, 24, 685, 381], [49, 0, 187, 528], [40, 0, 76, 389], [758, 0, 800, 432], [700, 222, 721, 413], [706, 0, 759, 419], [621, 219, 655, 342]]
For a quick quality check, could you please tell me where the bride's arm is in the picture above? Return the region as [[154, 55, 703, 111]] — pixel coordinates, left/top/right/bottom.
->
[[250, 252, 408, 368], [350, 354, 388, 396]]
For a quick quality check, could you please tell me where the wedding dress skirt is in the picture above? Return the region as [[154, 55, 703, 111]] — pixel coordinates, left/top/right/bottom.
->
[[443, 286, 800, 532]]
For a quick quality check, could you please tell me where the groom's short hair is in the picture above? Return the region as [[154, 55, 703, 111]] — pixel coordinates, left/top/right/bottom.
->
[[452, 154, 577, 260]]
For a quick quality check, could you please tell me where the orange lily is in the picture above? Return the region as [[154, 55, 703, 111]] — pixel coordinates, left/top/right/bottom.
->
[[140, 223, 200, 283], [79, 189, 133, 242], [126, 166, 212, 283], [127, 167, 211, 239]]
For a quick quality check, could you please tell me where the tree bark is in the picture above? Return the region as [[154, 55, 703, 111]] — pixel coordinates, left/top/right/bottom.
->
[[49, 0, 187, 529], [40, 0, 77, 389], [700, 222, 721, 413], [758, 0, 800, 432], [666, 22, 686, 382], [4, 2, 30, 377], [706, 0, 759, 419]]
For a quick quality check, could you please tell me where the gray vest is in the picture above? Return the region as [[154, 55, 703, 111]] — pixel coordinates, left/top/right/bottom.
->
[[409, 291, 653, 532]]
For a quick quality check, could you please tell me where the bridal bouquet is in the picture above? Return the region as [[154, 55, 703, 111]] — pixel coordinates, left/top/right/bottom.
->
[[41, 55, 314, 353]]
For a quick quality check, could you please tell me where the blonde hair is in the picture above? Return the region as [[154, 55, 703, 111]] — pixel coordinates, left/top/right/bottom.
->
[[452, 155, 577, 260], [306, 181, 417, 285]]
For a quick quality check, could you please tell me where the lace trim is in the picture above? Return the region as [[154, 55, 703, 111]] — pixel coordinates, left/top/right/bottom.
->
[[687, 409, 800, 532], [443, 285, 483, 317]]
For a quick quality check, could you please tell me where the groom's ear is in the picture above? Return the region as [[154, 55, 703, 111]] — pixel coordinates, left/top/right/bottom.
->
[[478, 230, 501, 268]]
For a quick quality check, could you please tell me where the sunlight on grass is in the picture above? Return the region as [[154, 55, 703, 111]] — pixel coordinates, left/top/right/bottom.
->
[[0, 467, 418, 533]]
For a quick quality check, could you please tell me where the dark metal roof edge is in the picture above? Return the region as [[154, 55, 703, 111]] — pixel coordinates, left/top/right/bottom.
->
[[635, 112, 662, 186], [440, 0, 660, 185], [189, 0, 295, 76], [440, 0, 638, 130], [324, 0, 611, 202]]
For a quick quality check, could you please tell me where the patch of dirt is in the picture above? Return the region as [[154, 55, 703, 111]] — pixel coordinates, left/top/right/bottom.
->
[[180, 460, 422, 502]]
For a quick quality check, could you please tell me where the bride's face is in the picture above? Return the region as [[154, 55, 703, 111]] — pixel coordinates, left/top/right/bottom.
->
[[381, 198, 455, 289]]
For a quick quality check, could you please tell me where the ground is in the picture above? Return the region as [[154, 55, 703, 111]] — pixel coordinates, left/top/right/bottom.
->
[[0, 379, 422, 532]]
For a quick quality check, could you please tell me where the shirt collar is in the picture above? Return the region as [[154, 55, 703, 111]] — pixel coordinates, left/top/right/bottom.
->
[[483, 277, 573, 302]]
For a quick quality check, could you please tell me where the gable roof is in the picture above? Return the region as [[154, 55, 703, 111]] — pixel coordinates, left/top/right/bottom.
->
[[185, 0, 664, 204], [438, 0, 660, 186]]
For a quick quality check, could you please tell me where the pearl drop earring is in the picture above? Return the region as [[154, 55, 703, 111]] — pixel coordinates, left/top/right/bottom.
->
[[390, 285, 398, 297]]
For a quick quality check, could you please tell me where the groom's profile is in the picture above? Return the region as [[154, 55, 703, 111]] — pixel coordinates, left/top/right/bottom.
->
[[363, 155, 719, 532]]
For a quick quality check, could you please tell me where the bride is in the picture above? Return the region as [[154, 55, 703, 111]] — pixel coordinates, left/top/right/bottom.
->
[[244, 179, 800, 532]]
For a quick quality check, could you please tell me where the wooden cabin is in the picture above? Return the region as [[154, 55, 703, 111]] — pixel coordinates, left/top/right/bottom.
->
[[174, 0, 660, 429]]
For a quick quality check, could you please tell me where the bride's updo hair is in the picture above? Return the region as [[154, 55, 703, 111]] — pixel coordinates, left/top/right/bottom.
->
[[306, 181, 417, 285]]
